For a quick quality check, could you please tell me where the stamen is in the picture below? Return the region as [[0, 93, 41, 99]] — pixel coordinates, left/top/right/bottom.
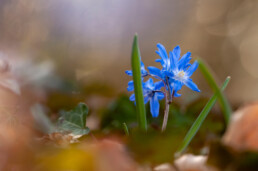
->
[[177, 71, 185, 78]]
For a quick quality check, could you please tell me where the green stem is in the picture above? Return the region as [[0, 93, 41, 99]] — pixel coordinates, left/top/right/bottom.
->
[[162, 92, 170, 132]]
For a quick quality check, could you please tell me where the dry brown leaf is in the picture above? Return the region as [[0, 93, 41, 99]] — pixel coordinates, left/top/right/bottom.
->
[[222, 102, 258, 151]]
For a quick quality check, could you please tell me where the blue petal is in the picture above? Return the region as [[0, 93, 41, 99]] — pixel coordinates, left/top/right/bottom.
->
[[169, 51, 177, 70], [148, 66, 162, 78], [156, 91, 165, 100], [127, 80, 134, 91], [154, 81, 164, 90], [186, 61, 198, 77], [144, 78, 155, 90], [128, 80, 133, 85], [169, 80, 182, 96], [125, 70, 132, 76], [174, 92, 181, 97], [126, 61, 148, 77], [140, 61, 145, 68], [155, 58, 165, 68], [156, 43, 168, 61], [140, 61, 148, 76], [174, 80, 183, 91], [150, 95, 160, 117], [163, 70, 174, 78], [178, 52, 191, 70], [144, 96, 150, 104], [172, 45, 181, 60], [183, 63, 191, 70], [184, 79, 200, 92], [141, 70, 148, 77], [129, 94, 135, 101], [155, 59, 163, 63]]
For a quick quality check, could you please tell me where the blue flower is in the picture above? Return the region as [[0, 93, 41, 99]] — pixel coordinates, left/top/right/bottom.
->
[[125, 60, 148, 77], [148, 43, 200, 95], [129, 78, 164, 117]]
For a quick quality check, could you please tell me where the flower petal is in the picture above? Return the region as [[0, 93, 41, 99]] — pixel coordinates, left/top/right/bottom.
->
[[156, 91, 165, 100], [163, 70, 174, 78], [156, 43, 168, 61], [174, 80, 183, 91], [172, 45, 181, 60], [169, 51, 177, 70], [174, 92, 181, 97], [183, 63, 191, 70], [140, 61, 148, 76], [148, 66, 162, 78], [178, 52, 191, 70], [127, 80, 134, 91], [150, 95, 160, 117], [144, 96, 150, 104], [169, 80, 183, 96], [140, 61, 145, 68], [125, 70, 133, 76], [154, 81, 164, 90], [184, 79, 200, 92], [155, 59, 163, 63], [129, 94, 135, 101], [186, 61, 198, 77], [144, 78, 155, 90]]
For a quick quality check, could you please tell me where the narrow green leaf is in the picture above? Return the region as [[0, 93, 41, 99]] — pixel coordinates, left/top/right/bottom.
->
[[58, 103, 90, 135], [131, 34, 147, 131], [198, 59, 232, 125], [176, 77, 231, 154], [123, 122, 129, 136]]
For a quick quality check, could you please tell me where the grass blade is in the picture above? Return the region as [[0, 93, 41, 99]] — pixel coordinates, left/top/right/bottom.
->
[[176, 76, 231, 154], [198, 59, 232, 125], [131, 34, 147, 131], [123, 122, 129, 136]]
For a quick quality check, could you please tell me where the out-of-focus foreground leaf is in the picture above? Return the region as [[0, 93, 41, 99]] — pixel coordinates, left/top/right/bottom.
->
[[58, 103, 90, 135]]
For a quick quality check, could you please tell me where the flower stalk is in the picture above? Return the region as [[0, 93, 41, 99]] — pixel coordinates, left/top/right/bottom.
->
[[162, 88, 170, 132]]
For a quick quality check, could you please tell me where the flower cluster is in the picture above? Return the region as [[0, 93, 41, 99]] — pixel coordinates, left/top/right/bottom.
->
[[126, 43, 200, 117]]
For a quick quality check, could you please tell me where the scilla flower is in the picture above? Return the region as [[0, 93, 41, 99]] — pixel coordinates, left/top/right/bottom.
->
[[148, 44, 200, 96], [128, 78, 164, 117], [125, 42, 200, 131]]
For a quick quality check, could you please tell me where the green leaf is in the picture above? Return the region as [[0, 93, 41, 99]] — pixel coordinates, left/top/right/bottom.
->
[[131, 34, 147, 131], [58, 103, 90, 135], [176, 76, 231, 155], [198, 59, 232, 125]]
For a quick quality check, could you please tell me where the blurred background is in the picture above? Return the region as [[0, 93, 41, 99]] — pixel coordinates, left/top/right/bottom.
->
[[1, 1, 258, 169], [0, 0, 257, 104]]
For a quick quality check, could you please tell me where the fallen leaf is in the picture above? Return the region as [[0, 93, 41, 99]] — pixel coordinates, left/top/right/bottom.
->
[[222, 102, 258, 151]]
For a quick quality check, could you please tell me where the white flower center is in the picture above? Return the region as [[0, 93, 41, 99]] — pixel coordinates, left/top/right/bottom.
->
[[174, 70, 187, 82], [178, 71, 185, 77]]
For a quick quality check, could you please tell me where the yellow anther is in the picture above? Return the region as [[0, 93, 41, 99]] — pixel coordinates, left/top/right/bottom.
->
[[177, 71, 185, 78]]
